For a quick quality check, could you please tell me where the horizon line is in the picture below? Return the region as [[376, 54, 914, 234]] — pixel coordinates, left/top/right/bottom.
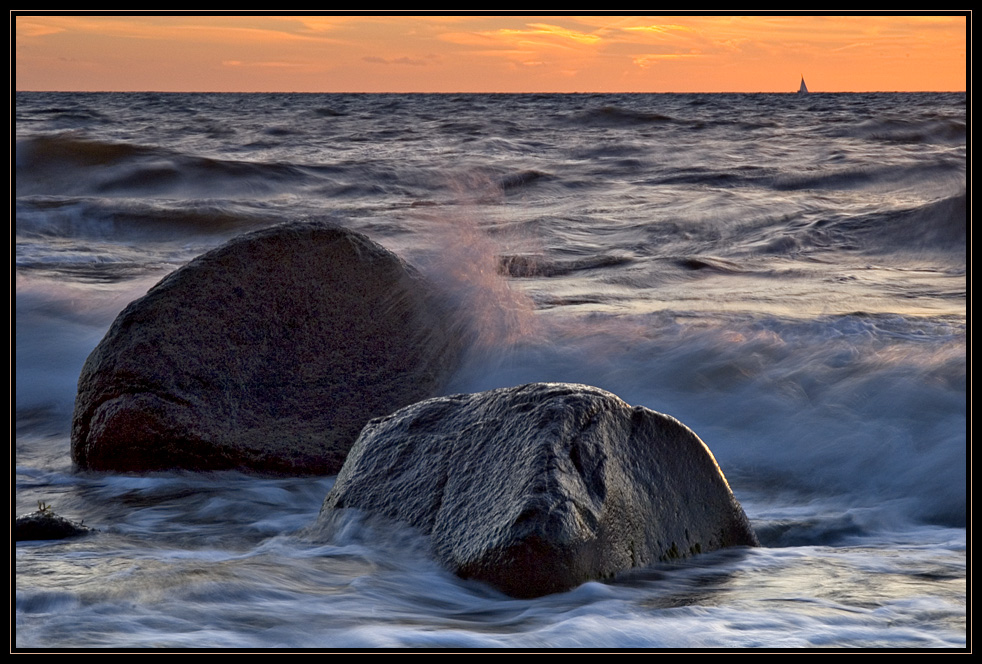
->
[[15, 89, 965, 95]]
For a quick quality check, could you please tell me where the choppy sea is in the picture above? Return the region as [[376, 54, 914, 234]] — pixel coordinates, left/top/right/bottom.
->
[[14, 91, 967, 649]]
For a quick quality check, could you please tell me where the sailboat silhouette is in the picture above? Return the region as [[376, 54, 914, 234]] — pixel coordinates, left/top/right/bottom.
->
[[798, 75, 809, 94]]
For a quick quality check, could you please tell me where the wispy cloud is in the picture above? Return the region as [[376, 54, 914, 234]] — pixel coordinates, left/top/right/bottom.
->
[[442, 21, 606, 52], [363, 55, 431, 66], [632, 53, 704, 69], [16, 20, 66, 37], [222, 60, 307, 68]]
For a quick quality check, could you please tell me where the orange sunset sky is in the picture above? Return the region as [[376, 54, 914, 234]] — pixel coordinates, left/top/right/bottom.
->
[[13, 14, 969, 93]]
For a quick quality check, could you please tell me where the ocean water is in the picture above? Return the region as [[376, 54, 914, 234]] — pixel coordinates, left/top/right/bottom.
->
[[14, 91, 966, 649]]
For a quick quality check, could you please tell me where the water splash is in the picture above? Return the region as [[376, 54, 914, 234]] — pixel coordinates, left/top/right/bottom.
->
[[409, 177, 540, 380]]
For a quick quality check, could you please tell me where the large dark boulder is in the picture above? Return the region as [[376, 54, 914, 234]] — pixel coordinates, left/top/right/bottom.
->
[[71, 221, 461, 475], [318, 382, 759, 598]]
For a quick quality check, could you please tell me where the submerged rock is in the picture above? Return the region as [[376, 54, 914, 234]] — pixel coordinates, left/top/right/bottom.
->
[[16, 505, 92, 541], [318, 382, 759, 598], [71, 221, 461, 475]]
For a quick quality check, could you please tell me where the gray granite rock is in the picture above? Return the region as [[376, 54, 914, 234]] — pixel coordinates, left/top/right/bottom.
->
[[318, 382, 759, 598], [71, 221, 461, 475]]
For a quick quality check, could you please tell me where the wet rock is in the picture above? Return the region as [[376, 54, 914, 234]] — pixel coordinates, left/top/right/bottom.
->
[[71, 221, 461, 475], [16, 505, 92, 541], [318, 382, 759, 598]]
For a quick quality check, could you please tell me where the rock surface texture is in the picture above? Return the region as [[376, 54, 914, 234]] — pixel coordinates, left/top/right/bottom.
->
[[71, 221, 461, 475], [319, 382, 759, 598]]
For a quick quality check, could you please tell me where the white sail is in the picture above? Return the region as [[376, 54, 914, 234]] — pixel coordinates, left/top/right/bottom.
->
[[798, 76, 808, 94]]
